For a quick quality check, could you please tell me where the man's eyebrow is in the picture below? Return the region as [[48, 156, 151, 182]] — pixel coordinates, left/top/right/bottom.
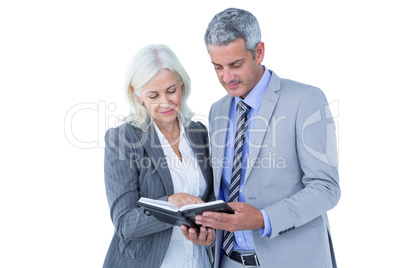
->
[[229, 59, 245, 65], [211, 59, 245, 66]]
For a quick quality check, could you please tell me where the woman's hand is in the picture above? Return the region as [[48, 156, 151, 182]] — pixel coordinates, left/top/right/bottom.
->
[[181, 225, 216, 246], [167, 193, 204, 208]]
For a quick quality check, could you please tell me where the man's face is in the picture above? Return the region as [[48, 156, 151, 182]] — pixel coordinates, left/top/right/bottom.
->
[[208, 38, 265, 99]]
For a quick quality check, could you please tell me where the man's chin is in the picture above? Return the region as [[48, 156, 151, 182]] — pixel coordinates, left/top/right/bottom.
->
[[225, 87, 247, 98]]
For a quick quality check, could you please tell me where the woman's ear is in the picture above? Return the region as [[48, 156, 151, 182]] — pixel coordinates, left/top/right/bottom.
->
[[137, 96, 145, 105], [131, 86, 143, 104]]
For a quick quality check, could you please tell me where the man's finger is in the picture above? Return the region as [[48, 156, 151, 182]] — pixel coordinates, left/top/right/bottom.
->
[[196, 211, 236, 229], [196, 216, 226, 230], [203, 211, 235, 222]]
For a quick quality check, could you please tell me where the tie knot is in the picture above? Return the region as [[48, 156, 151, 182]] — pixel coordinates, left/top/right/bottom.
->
[[238, 101, 251, 113]]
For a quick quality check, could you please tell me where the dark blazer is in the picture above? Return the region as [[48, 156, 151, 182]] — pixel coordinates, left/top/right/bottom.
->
[[103, 120, 214, 268]]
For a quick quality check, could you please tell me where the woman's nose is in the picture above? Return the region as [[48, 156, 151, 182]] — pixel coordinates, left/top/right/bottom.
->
[[158, 94, 171, 106]]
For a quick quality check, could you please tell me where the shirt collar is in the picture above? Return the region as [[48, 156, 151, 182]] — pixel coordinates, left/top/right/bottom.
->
[[234, 66, 271, 112]]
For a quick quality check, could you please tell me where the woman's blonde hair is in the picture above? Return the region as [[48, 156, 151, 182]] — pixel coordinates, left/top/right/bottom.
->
[[125, 44, 194, 129]]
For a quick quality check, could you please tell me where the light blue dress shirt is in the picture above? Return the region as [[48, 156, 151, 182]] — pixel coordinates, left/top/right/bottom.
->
[[220, 66, 272, 251]]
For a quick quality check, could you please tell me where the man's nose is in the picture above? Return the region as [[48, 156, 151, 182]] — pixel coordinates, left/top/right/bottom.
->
[[222, 69, 236, 84]]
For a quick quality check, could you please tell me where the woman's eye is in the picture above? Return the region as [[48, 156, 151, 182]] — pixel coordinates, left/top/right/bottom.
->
[[167, 88, 176, 94], [149, 94, 158, 99]]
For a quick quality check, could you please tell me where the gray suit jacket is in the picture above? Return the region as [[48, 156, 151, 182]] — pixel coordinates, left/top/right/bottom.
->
[[209, 71, 340, 268], [103, 121, 214, 268]]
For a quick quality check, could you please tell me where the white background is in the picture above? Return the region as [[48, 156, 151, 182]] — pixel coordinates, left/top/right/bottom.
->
[[1, 0, 401, 267]]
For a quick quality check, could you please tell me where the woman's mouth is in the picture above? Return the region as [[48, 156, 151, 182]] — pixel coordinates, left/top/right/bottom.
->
[[161, 108, 175, 116]]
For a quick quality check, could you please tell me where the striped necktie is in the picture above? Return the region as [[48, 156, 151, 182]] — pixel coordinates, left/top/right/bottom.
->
[[223, 101, 251, 256]]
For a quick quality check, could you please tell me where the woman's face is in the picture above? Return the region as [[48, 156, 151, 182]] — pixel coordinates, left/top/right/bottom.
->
[[138, 69, 183, 127]]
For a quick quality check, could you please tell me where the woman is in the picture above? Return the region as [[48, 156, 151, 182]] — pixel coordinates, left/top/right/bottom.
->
[[103, 44, 215, 268]]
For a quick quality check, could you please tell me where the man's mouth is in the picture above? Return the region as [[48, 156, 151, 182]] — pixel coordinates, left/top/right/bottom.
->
[[226, 81, 241, 90]]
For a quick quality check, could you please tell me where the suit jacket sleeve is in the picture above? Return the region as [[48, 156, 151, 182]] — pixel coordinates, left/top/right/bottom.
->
[[104, 126, 171, 241], [264, 87, 340, 239]]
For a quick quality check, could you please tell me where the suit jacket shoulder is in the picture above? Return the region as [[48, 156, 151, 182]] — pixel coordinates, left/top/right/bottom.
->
[[277, 74, 328, 103]]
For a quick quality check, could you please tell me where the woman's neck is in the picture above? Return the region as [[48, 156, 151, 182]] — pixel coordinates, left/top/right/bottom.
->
[[154, 119, 180, 140]]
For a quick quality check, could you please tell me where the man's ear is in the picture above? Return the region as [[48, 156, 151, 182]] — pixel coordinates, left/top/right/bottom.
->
[[255, 42, 265, 64]]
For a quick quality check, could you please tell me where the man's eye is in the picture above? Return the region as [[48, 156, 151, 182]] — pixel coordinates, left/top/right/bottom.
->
[[233, 64, 242, 68], [214, 66, 223, 70]]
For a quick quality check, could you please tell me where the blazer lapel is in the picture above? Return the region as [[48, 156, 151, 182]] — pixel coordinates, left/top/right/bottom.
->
[[185, 123, 204, 176], [185, 122, 212, 201], [245, 71, 281, 181], [135, 125, 174, 195], [211, 95, 233, 198]]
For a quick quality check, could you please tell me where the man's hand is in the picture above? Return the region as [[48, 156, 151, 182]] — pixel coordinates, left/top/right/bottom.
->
[[195, 202, 264, 232], [167, 193, 204, 208], [181, 225, 215, 246]]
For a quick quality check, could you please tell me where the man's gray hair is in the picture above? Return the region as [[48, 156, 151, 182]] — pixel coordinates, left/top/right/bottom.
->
[[204, 8, 261, 57]]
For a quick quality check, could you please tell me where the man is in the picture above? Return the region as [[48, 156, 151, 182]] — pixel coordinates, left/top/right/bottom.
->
[[183, 8, 340, 268]]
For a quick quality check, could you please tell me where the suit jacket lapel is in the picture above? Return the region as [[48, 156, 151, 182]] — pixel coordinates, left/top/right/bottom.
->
[[245, 71, 281, 181], [135, 125, 174, 195]]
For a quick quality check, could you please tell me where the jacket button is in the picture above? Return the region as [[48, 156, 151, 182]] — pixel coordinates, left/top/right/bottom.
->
[[279, 231, 283, 235]]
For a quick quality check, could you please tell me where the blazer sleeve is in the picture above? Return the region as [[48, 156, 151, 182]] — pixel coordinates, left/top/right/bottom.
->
[[264, 87, 341, 239], [104, 126, 171, 241]]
